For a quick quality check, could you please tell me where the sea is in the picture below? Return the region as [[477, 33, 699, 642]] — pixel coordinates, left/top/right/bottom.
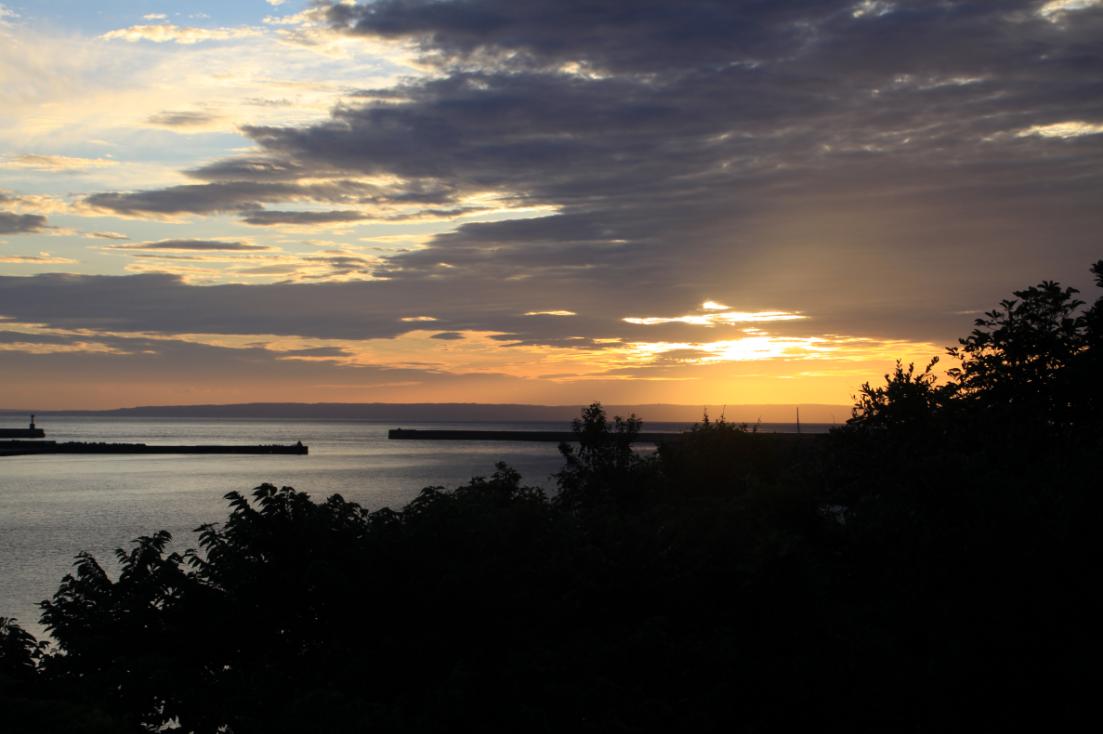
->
[[0, 415, 820, 639]]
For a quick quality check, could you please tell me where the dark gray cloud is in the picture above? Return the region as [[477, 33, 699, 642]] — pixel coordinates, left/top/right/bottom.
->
[[302, 254, 378, 278], [285, 1, 1103, 333], [85, 182, 299, 216], [0, 330, 73, 346], [84, 180, 407, 217], [277, 346, 351, 358], [147, 110, 220, 127], [430, 331, 465, 340], [0, 268, 1019, 351], [185, 157, 317, 183], [0, 212, 47, 234], [241, 210, 368, 226], [19, 0, 1103, 353], [106, 239, 270, 251], [327, 1, 1103, 77], [0, 326, 561, 409], [86, 177, 460, 221], [0, 272, 599, 340]]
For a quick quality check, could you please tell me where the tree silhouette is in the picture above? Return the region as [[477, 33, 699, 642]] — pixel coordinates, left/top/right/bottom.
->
[[947, 279, 1087, 428], [0, 618, 41, 684], [848, 358, 948, 432], [554, 402, 645, 508]]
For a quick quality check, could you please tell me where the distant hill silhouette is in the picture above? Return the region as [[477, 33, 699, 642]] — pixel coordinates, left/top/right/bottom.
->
[[0, 402, 849, 424]]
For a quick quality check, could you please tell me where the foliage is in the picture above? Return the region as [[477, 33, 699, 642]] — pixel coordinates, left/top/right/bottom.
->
[[1, 617, 125, 733], [947, 279, 1087, 428], [845, 260, 1103, 441], [0, 617, 41, 682], [848, 358, 948, 431], [553, 402, 646, 508], [1086, 260, 1103, 347], [655, 412, 800, 497]]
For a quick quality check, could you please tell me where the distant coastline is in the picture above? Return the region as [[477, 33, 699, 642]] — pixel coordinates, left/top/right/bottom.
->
[[0, 401, 850, 424]]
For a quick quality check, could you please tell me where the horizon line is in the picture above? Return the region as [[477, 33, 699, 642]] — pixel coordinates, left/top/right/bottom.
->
[[1, 400, 853, 412]]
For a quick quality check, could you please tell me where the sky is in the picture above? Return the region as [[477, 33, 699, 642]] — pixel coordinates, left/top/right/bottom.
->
[[1, 0, 1101, 410]]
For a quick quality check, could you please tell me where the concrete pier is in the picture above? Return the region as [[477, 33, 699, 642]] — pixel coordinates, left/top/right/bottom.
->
[[0, 415, 45, 438], [388, 428, 683, 443], [0, 441, 308, 457], [0, 428, 46, 438]]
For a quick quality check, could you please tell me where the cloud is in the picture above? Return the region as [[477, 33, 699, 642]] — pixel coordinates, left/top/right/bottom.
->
[[1038, 0, 1103, 20], [0, 319, 569, 410], [277, 345, 350, 359], [241, 209, 368, 226], [1016, 121, 1103, 139], [82, 176, 489, 227], [146, 110, 221, 128], [623, 307, 806, 327], [6, 0, 1103, 403], [0, 271, 976, 410], [85, 182, 293, 217], [104, 239, 272, 252], [524, 310, 576, 317], [101, 24, 262, 45], [851, 1, 896, 19], [83, 179, 403, 219], [301, 253, 379, 278], [185, 157, 313, 182], [0, 212, 47, 234], [0, 252, 75, 264], [430, 331, 464, 340], [0, 13, 419, 153], [94, 246, 391, 285], [1, 154, 118, 171], [240, 1, 1093, 330]]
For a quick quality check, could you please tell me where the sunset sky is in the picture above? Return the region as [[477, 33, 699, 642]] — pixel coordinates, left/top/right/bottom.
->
[[1, 0, 1101, 410]]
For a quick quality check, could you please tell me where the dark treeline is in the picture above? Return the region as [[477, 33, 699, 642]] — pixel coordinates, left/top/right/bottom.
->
[[2, 262, 1101, 733]]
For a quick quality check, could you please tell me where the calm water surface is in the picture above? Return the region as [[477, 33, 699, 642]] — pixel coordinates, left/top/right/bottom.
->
[[0, 415, 817, 638], [0, 416, 596, 637]]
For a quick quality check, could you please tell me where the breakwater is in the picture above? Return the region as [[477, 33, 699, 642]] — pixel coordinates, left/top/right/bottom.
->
[[388, 429, 824, 447], [0, 441, 308, 457], [388, 428, 684, 442], [0, 428, 45, 438]]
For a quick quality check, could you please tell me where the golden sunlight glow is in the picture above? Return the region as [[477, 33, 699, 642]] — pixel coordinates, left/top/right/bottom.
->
[[1016, 121, 1103, 139], [1038, 0, 1102, 20], [0, 340, 127, 355], [0, 318, 945, 408], [620, 335, 930, 365], [623, 309, 806, 326]]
